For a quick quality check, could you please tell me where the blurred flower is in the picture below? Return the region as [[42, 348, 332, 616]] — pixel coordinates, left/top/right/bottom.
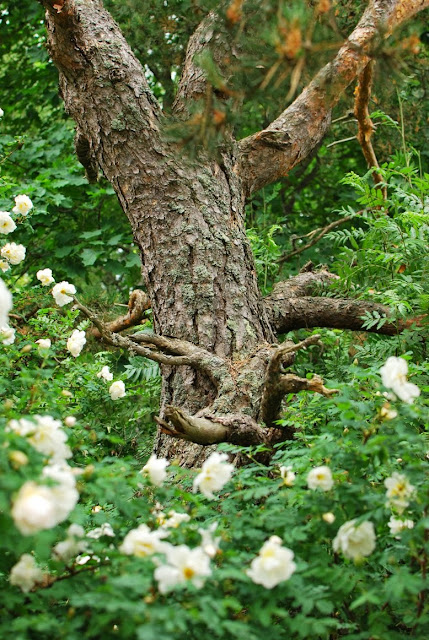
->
[[1, 326, 15, 345], [52, 281, 76, 306], [64, 416, 77, 427], [161, 511, 191, 529], [87, 523, 115, 539], [193, 452, 234, 499], [8, 450, 29, 469], [198, 522, 221, 558], [0, 259, 10, 272], [53, 525, 87, 563], [12, 195, 33, 216], [307, 466, 334, 491], [141, 454, 169, 487], [119, 524, 169, 558], [36, 338, 51, 352], [384, 472, 415, 514], [9, 554, 44, 592], [109, 380, 126, 400], [280, 465, 295, 486], [0, 278, 12, 327], [154, 544, 211, 593], [247, 536, 296, 589], [0, 108, 4, 118], [97, 365, 113, 381], [322, 512, 336, 524], [0, 210, 16, 234], [380, 356, 420, 404], [379, 404, 397, 420], [67, 329, 86, 358], [388, 516, 414, 537], [1, 242, 26, 265], [36, 268, 54, 286], [333, 519, 376, 560]]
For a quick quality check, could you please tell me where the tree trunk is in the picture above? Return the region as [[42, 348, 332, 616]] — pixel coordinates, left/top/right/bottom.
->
[[38, 0, 429, 465]]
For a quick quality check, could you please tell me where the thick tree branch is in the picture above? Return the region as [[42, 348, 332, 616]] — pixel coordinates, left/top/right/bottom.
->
[[265, 294, 403, 336], [90, 290, 150, 338], [260, 334, 336, 429], [236, 0, 429, 196], [73, 297, 230, 386], [354, 60, 387, 198]]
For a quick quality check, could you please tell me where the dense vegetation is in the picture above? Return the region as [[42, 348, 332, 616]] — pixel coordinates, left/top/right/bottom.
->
[[0, 1, 428, 638]]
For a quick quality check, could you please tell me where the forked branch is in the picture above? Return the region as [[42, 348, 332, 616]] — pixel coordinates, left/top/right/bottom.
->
[[90, 290, 151, 338], [73, 297, 231, 387]]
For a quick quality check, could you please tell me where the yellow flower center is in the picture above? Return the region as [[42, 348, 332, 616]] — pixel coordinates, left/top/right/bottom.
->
[[183, 567, 195, 579]]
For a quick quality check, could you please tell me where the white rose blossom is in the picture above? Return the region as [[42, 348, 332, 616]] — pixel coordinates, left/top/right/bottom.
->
[[154, 544, 212, 594], [0, 259, 10, 272], [0, 107, 4, 118], [0, 278, 12, 327], [11, 464, 78, 536], [280, 465, 295, 487], [64, 416, 77, 427], [86, 523, 115, 539], [52, 281, 76, 307], [332, 519, 376, 561], [97, 365, 113, 381], [0, 210, 16, 234], [307, 465, 334, 491], [141, 454, 170, 487], [0, 326, 15, 345], [109, 380, 126, 400], [247, 536, 297, 589], [9, 554, 44, 593], [388, 516, 414, 537], [7, 414, 72, 461], [380, 356, 420, 404], [193, 451, 234, 499], [162, 511, 191, 529], [119, 524, 169, 558], [1, 242, 26, 265], [53, 525, 87, 563], [384, 472, 415, 514], [198, 522, 221, 558], [67, 329, 86, 358], [322, 512, 336, 524], [36, 268, 54, 286], [36, 338, 51, 352], [12, 195, 33, 216]]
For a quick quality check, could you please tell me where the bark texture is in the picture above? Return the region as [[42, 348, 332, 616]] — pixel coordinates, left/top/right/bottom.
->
[[38, 0, 428, 464]]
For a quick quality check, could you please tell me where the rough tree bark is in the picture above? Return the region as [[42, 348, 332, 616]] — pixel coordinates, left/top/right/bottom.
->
[[38, 0, 428, 465]]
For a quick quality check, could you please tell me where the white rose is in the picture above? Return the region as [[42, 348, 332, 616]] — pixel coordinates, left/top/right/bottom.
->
[[141, 454, 169, 487], [307, 465, 334, 491], [86, 522, 115, 539], [119, 524, 169, 558], [12, 195, 33, 216], [162, 511, 191, 529], [280, 465, 295, 486], [64, 416, 77, 427], [322, 512, 336, 524], [198, 522, 221, 558], [380, 356, 420, 404], [36, 338, 51, 352], [0, 278, 12, 327], [1, 326, 15, 345], [52, 281, 76, 307], [97, 365, 113, 381], [387, 516, 414, 536], [0, 108, 4, 118], [154, 544, 212, 593], [11, 482, 61, 535], [0, 259, 10, 272], [27, 415, 72, 461], [1, 242, 26, 265], [109, 380, 126, 400], [384, 472, 415, 514], [247, 536, 297, 589], [0, 210, 16, 234], [9, 554, 44, 592], [67, 329, 86, 358], [193, 452, 234, 499], [333, 519, 376, 560], [36, 268, 54, 286]]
